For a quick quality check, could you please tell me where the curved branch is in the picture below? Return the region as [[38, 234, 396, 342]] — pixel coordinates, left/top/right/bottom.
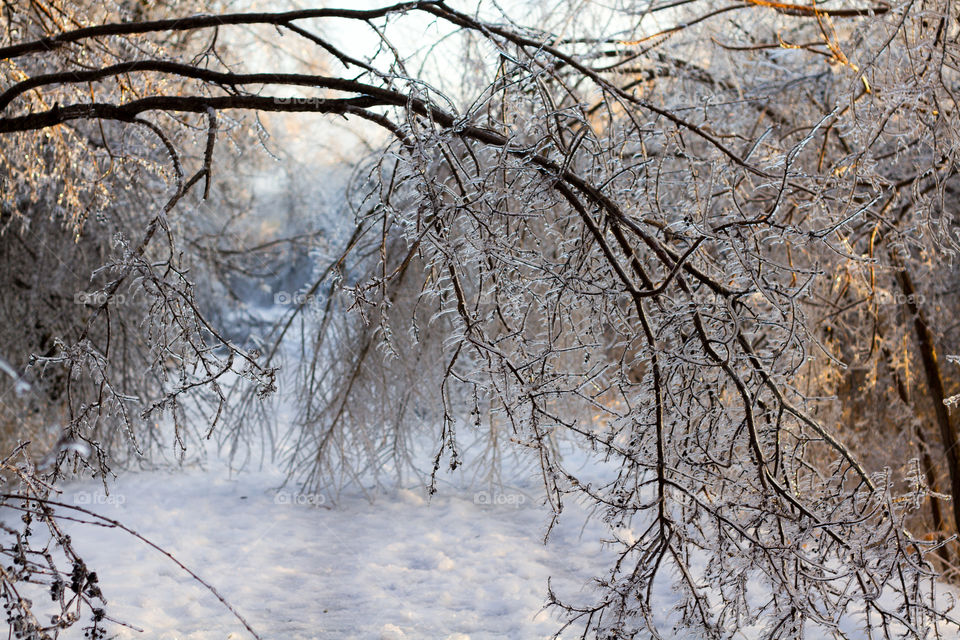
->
[[0, 1, 442, 61]]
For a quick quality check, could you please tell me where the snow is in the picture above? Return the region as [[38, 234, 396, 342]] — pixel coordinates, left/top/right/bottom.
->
[[12, 442, 958, 639], [45, 460, 613, 640]]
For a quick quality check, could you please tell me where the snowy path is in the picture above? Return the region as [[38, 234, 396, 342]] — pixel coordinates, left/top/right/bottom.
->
[[50, 464, 611, 640], [22, 451, 947, 639]]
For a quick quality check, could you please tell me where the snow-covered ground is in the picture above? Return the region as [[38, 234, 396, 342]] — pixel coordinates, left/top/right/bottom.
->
[[48, 460, 614, 640], [15, 434, 958, 640]]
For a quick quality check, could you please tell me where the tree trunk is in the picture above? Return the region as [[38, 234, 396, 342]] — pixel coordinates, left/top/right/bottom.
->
[[881, 342, 951, 562], [896, 265, 960, 542]]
